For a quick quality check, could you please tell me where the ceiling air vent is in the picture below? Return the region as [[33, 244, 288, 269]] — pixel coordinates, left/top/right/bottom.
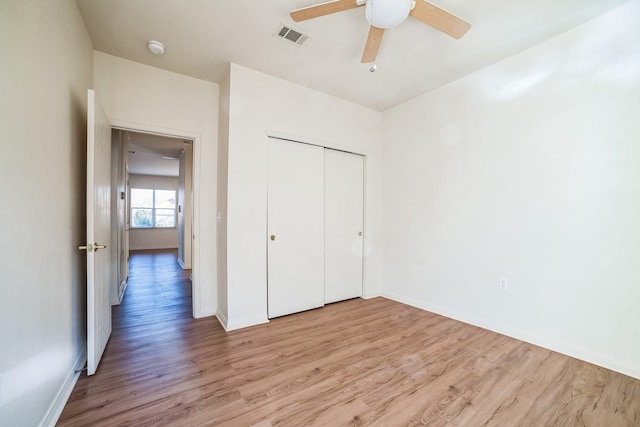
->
[[274, 24, 310, 47]]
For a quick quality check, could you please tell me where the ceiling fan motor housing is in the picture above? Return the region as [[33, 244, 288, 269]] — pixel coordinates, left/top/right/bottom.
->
[[365, 0, 413, 28]]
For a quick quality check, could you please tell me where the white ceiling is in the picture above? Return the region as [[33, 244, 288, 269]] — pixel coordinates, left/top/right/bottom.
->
[[124, 130, 190, 177], [76, 0, 629, 111]]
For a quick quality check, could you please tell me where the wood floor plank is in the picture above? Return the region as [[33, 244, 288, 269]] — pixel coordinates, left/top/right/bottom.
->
[[58, 249, 640, 426]]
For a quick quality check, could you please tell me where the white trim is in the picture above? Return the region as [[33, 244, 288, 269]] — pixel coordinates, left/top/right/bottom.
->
[[266, 130, 370, 156], [361, 291, 381, 299], [382, 291, 640, 381], [225, 316, 270, 332], [110, 119, 202, 319], [196, 305, 216, 319], [117, 279, 128, 304], [177, 257, 191, 270], [215, 311, 229, 331], [39, 346, 87, 427]]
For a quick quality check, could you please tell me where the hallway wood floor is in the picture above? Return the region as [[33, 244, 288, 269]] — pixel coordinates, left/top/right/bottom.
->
[[59, 250, 639, 426]]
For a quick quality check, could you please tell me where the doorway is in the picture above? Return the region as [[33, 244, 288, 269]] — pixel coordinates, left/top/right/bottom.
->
[[110, 128, 196, 315]]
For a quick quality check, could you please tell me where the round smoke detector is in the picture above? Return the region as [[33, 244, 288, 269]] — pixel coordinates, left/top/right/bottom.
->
[[147, 40, 165, 55]]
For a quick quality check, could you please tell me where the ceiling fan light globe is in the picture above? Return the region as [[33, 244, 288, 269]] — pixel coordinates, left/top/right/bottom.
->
[[365, 0, 412, 29]]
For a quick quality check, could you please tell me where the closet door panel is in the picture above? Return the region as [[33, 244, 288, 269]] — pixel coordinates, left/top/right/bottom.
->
[[325, 149, 364, 304], [267, 138, 325, 318]]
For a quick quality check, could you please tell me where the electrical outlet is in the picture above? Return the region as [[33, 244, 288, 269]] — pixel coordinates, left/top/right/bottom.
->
[[499, 277, 509, 291]]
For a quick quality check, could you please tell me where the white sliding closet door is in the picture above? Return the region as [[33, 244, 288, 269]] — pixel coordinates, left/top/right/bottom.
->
[[267, 138, 325, 318], [325, 149, 364, 304]]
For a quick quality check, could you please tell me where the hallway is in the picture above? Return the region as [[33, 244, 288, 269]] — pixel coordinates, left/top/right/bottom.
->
[[58, 249, 219, 425]]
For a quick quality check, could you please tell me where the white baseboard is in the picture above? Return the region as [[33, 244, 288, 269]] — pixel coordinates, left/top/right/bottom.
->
[[117, 279, 128, 304], [362, 291, 382, 299], [382, 290, 640, 381], [39, 346, 86, 427], [216, 309, 269, 332], [177, 257, 191, 270], [216, 310, 270, 332], [225, 316, 270, 332], [193, 305, 216, 319], [216, 310, 229, 331]]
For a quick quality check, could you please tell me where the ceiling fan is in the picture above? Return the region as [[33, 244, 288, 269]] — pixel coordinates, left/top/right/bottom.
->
[[290, 0, 471, 64]]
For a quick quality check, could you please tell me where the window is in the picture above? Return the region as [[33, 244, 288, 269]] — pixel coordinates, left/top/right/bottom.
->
[[130, 188, 177, 228]]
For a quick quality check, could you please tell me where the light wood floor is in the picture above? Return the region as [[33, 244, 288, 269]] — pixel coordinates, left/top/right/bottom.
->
[[59, 250, 640, 426]]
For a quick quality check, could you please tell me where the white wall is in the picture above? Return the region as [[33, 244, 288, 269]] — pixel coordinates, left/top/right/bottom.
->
[[0, 1, 93, 425], [382, 0, 640, 379], [129, 174, 179, 251], [93, 52, 219, 317], [221, 63, 384, 330]]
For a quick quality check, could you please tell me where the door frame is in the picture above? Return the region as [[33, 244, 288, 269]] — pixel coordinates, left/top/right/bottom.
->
[[110, 130, 129, 305], [111, 119, 203, 318]]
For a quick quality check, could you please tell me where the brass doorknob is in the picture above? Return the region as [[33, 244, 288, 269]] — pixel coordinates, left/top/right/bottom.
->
[[270, 235, 276, 241], [78, 243, 107, 252]]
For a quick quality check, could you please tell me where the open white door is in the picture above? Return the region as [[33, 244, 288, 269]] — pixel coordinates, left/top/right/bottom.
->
[[80, 89, 112, 375]]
